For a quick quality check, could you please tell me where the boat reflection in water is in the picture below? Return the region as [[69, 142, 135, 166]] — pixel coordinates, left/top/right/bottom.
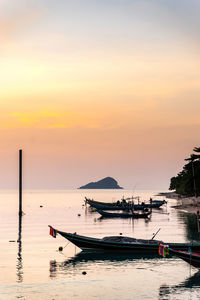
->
[[49, 251, 162, 278], [159, 271, 200, 300]]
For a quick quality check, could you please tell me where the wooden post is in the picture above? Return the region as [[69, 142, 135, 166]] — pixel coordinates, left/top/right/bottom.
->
[[19, 149, 22, 216]]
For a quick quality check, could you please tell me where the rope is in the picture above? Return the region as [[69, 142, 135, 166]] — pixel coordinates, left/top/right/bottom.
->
[[63, 241, 70, 249]]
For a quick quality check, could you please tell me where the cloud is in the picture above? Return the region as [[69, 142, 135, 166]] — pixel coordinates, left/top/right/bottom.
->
[[3, 110, 114, 130], [10, 111, 72, 128]]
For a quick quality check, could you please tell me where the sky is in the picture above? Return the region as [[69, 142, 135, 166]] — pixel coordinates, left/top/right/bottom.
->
[[0, 0, 200, 189]]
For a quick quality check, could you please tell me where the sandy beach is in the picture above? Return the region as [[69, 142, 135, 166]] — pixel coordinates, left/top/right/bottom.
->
[[160, 192, 200, 214]]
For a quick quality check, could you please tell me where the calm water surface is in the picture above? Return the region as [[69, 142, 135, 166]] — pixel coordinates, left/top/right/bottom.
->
[[0, 189, 200, 300]]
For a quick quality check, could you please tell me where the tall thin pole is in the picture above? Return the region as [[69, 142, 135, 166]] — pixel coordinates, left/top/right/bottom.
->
[[18, 149, 23, 281], [19, 149, 22, 216]]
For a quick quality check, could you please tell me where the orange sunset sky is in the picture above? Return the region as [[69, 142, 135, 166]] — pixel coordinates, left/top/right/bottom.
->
[[0, 0, 199, 189]]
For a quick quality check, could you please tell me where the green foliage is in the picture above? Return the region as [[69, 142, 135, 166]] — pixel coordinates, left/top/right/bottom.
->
[[169, 146, 200, 196]]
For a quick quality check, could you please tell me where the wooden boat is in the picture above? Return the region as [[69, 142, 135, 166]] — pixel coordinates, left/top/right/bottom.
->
[[170, 248, 200, 268], [49, 226, 200, 253], [85, 197, 166, 211], [85, 196, 139, 205], [96, 208, 151, 218]]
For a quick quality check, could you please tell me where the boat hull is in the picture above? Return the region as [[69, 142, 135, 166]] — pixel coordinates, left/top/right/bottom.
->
[[170, 249, 200, 268], [86, 199, 166, 211], [96, 209, 151, 218], [56, 231, 200, 254]]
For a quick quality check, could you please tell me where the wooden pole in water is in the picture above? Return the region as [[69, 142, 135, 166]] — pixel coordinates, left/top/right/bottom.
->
[[19, 149, 22, 216]]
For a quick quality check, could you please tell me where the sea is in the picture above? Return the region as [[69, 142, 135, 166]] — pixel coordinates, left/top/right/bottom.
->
[[1, 189, 200, 300]]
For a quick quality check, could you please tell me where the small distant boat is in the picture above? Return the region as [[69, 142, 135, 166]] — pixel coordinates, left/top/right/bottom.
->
[[170, 249, 200, 268], [85, 197, 166, 211], [49, 226, 200, 253], [96, 209, 151, 219]]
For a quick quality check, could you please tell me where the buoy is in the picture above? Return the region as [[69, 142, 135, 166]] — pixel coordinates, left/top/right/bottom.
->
[[58, 246, 63, 251], [82, 271, 87, 275]]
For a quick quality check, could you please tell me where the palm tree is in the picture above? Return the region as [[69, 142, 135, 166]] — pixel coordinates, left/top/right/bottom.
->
[[185, 147, 200, 197], [193, 147, 200, 153]]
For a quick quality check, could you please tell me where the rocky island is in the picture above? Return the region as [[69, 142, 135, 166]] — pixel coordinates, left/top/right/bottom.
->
[[79, 177, 123, 189]]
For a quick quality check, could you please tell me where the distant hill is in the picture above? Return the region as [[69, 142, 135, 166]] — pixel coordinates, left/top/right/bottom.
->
[[79, 177, 123, 189]]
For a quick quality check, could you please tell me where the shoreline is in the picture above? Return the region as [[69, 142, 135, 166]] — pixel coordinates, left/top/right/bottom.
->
[[159, 191, 200, 214]]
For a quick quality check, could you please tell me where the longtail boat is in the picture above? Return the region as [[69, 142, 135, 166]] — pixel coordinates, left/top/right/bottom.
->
[[96, 208, 151, 218], [49, 226, 200, 254], [85, 197, 166, 211], [170, 249, 200, 268]]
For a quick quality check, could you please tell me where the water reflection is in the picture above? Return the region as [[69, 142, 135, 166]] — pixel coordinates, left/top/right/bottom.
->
[[182, 212, 200, 241], [159, 271, 200, 299], [16, 214, 23, 283], [49, 260, 57, 278], [49, 251, 162, 278]]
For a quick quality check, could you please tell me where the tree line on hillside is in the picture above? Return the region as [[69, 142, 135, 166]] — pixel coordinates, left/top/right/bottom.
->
[[169, 147, 200, 196]]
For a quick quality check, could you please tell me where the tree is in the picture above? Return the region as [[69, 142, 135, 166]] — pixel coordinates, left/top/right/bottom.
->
[[169, 146, 200, 196], [193, 147, 200, 153]]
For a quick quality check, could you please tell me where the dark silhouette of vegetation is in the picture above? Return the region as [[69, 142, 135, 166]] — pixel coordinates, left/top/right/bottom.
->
[[169, 147, 200, 196]]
